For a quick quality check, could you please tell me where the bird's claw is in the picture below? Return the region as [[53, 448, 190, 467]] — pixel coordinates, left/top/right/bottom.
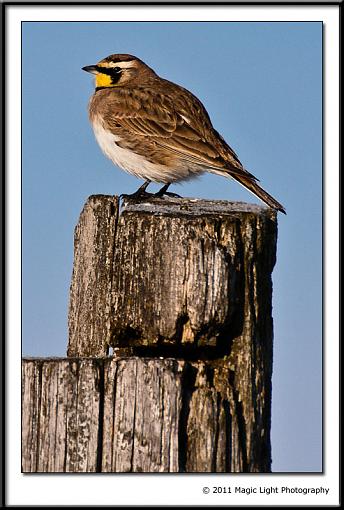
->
[[120, 190, 154, 202], [121, 190, 182, 202], [159, 191, 182, 198]]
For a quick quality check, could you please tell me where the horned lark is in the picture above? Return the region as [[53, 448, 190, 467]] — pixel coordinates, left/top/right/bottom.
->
[[82, 54, 286, 213]]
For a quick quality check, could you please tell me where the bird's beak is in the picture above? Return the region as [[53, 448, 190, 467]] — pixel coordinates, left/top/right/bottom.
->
[[82, 65, 98, 75]]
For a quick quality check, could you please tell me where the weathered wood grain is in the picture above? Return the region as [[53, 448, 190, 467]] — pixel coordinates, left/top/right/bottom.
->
[[68, 196, 277, 356], [22, 356, 272, 473], [24, 196, 278, 473], [102, 358, 183, 472], [22, 359, 101, 472], [22, 361, 41, 472], [68, 195, 118, 357]]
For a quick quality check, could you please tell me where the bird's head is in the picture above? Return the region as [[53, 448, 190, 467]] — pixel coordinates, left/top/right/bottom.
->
[[82, 54, 156, 89]]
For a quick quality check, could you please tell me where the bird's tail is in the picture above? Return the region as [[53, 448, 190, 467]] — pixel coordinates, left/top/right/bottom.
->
[[231, 173, 286, 214]]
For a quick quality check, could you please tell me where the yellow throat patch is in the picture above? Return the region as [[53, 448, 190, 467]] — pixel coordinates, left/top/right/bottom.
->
[[95, 73, 114, 88]]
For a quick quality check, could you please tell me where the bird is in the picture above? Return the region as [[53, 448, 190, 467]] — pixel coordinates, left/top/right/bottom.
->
[[82, 54, 286, 214]]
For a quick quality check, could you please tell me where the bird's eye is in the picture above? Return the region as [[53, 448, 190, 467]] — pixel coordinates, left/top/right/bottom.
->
[[113, 67, 121, 73]]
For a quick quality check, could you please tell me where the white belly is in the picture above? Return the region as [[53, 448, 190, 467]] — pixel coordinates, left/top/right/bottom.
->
[[92, 120, 175, 183]]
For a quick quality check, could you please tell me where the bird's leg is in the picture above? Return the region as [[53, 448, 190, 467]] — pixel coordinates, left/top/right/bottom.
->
[[155, 183, 182, 198], [136, 181, 151, 193], [120, 180, 153, 201], [155, 183, 170, 196]]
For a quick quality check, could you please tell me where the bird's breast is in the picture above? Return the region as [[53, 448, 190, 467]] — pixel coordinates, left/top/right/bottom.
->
[[91, 117, 181, 183]]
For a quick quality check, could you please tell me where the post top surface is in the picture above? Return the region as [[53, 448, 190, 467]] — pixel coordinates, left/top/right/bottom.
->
[[98, 195, 277, 219]]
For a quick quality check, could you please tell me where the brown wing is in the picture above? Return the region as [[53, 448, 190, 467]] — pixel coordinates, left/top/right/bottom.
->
[[97, 85, 258, 180]]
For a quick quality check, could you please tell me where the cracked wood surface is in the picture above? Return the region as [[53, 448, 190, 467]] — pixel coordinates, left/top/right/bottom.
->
[[22, 356, 272, 473], [68, 195, 277, 357], [23, 196, 278, 473], [22, 359, 101, 472]]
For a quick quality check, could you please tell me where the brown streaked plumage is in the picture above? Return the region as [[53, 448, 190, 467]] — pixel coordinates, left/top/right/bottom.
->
[[82, 53, 286, 213]]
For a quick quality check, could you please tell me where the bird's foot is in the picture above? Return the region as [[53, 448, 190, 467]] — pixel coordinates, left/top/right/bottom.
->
[[120, 189, 154, 202], [120, 181, 153, 202], [155, 190, 182, 198], [121, 182, 182, 202], [154, 183, 182, 198]]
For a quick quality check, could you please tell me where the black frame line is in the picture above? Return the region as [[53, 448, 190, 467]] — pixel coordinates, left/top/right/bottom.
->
[[2, 1, 340, 507]]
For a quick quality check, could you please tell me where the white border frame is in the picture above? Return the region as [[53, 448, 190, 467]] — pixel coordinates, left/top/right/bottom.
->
[[6, 4, 340, 507]]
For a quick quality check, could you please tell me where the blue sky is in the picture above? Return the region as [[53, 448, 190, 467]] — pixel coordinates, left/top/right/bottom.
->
[[22, 21, 322, 472]]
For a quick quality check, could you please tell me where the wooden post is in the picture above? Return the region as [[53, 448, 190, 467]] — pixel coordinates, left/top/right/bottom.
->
[[22, 195, 278, 473]]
